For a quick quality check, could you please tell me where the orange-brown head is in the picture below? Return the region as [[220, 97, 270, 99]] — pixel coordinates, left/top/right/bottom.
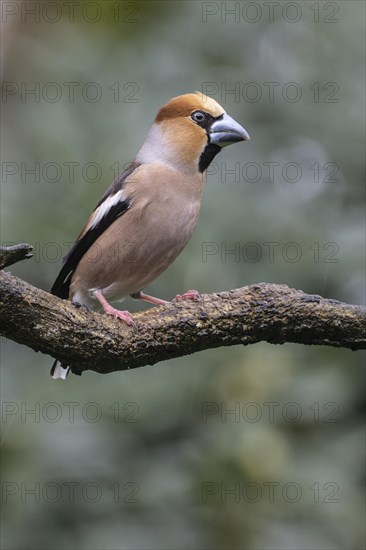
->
[[137, 92, 249, 174]]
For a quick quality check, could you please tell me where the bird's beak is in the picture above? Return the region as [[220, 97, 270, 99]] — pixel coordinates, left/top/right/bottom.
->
[[209, 113, 250, 147]]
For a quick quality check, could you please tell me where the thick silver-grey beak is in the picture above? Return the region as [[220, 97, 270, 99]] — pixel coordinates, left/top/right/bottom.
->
[[209, 113, 250, 147]]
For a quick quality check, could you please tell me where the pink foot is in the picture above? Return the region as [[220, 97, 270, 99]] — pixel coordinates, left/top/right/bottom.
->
[[93, 289, 136, 326], [104, 305, 136, 326], [173, 289, 200, 302]]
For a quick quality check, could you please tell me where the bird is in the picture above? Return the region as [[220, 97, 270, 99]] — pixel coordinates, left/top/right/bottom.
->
[[50, 91, 250, 379]]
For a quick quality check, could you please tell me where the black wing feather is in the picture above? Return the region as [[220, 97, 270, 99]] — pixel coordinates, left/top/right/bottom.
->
[[51, 162, 138, 299]]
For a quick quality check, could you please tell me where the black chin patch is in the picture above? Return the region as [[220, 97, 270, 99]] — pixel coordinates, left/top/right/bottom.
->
[[198, 143, 221, 173]]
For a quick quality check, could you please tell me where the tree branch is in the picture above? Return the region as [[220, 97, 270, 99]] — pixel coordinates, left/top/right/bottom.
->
[[0, 243, 33, 269], [1, 256, 365, 375]]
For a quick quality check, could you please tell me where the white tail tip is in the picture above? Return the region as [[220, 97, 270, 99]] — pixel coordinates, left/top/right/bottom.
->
[[50, 361, 70, 380]]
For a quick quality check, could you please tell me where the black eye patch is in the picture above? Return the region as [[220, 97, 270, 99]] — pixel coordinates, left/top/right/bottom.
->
[[191, 111, 223, 131]]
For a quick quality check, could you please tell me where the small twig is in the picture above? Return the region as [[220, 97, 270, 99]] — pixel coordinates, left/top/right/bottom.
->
[[0, 243, 33, 269]]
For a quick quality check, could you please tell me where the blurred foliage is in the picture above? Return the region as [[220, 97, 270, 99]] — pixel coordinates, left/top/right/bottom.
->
[[1, 1, 365, 549]]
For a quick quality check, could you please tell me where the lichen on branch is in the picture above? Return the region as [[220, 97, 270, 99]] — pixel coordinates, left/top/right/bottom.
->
[[0, 244, 364, 376]]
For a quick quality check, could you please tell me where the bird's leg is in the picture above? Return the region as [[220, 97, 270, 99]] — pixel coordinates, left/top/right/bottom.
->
[[173, 290, 200, 302], [131, 290, 200, 305], [130, 291, 169, 306], [93, 289, 135, 326]]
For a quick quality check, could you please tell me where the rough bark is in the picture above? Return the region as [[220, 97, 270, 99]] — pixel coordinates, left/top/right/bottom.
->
[[0, 243, 33, 269], [0, 244, 365, 376]]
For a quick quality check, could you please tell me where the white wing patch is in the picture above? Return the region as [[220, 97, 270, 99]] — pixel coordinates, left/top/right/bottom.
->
[[87, 190, 128, 231]]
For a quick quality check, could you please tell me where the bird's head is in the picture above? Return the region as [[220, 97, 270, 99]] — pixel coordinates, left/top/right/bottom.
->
[[137, 92, 250, 174]]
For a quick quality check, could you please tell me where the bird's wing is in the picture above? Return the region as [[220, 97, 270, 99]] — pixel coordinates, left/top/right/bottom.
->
[[51, 162, 139, 299]]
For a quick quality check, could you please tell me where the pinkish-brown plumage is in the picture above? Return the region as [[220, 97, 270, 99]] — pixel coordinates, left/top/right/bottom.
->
[[50, 92, 249, 378]]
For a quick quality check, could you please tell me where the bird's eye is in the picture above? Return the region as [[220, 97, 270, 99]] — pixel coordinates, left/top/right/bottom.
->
[[191, 111, 206, 123]]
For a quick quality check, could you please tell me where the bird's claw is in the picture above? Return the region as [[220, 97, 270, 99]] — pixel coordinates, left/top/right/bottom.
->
[[173, 289, 200, 302], [105, 307, 136, 327]]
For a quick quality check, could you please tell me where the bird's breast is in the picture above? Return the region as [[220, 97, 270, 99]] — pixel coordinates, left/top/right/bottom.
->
[[70, 164, 204, 303]]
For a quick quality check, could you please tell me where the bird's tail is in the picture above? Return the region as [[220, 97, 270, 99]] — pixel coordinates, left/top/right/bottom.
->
[[50, 360, 70, 380]]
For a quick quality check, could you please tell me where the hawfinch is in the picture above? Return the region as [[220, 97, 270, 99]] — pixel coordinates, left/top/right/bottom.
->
[[51, 92, 250, 378]]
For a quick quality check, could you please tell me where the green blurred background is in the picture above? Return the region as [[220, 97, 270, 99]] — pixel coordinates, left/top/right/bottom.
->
[[1, 1, 365, 548]]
